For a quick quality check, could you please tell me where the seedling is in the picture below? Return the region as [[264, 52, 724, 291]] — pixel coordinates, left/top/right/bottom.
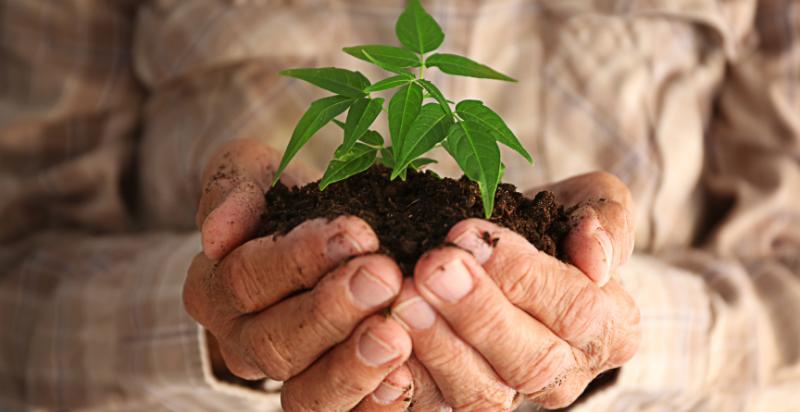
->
[[273, 0, 532, 218]]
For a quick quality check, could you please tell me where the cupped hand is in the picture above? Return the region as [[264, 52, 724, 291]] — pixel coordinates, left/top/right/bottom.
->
[[393, 171, 641, 410], [185, 139, 414, 411]]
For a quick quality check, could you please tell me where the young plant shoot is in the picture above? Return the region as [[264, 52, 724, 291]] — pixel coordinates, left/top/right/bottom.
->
[[273, 0, 532, 218]]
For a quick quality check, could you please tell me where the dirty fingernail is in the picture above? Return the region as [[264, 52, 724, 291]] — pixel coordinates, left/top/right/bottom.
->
[[371, 381, 407, 405], [453, 230, 493, 264], [327, 233, 364, 262], [593, 228, 613, 287], [349, 268, 396, 309], [358, 331, 400, 366], [425, 259, 474, 303], [393, 297, 436, 330]]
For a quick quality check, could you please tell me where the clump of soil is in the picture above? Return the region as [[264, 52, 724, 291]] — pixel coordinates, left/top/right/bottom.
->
[[260, 166, 570, 275]]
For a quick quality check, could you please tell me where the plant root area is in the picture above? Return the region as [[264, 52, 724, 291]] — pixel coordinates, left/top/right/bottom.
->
[[260, 166, 570, 275]]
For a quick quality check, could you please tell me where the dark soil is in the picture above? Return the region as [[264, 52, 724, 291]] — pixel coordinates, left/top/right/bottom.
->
[[259, 166, 570, 275]]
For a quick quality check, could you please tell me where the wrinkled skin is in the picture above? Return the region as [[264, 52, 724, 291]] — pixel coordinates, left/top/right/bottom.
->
[[184, 138, 641, 411]]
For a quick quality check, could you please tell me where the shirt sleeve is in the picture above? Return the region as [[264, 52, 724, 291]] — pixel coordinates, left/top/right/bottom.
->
[[0, 0, 289, 409], [0, 0, 142, 241], [564, 1, 800, 410], [0, 231, 281, 411]]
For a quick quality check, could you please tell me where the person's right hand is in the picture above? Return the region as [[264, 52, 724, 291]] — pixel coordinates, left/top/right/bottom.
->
[[184, 139, 414, 411]]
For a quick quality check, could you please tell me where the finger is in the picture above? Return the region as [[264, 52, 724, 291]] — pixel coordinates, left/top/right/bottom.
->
[[235, 255, 402, 380], [215, 336, 265, 380], [391, 279, 517, 410], [448, 219, 612, 349], [564, 199, 633, 286], [354, 364, 414, 411], [197, 139, 279, 259], [530, 172, 635, 285], [405, 357, 451, 412], [412, 247, 579, 397], [448, 219, 641, 373], [184, 216, 378, 332], [202, 181, 267, 261], [410, 248, 590, 410], [280, 316, 412, 412]]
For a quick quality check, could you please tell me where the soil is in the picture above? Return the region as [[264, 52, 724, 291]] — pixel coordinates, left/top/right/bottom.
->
[[259, 165, 570, 275]]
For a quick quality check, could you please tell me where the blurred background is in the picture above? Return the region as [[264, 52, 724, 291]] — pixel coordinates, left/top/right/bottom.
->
[[1, 1, 799, 411]]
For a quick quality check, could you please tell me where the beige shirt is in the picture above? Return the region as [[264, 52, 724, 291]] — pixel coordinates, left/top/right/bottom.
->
[[1, 0, 799, 410]]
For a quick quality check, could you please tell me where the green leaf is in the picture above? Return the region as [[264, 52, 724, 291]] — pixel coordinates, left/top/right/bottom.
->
[[455, 100, 532, 163], [344, 45, 421, 68], [280, 67, 370, 97], [417, 79, 452, 116], [391, 103, 451, 179], [410, 157, 437, 170], [360, 130, 384, 146], [332, 119, 346, 129], [362, 50, 414, 76], [320, 143, 377, 190], [378, 147, 395, 168], [426, 53, 516, 82], [395, 0, 444, 54], [388, 82, 423, 158], [274, 95, 355, 184], [443, 121, 502, 218], [365, 75, 414, 93], [336, 97, 384, 157]]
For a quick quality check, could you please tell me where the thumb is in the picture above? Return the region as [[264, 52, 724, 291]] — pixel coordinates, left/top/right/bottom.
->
[[564, 199, 633, 286], [196, 138, 278, 260]]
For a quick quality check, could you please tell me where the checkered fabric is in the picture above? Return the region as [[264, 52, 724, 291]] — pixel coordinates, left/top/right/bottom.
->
[[1, 0, 799, 410]]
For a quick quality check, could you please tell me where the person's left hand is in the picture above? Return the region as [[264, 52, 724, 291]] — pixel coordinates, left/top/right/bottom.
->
[[391, 172, 641, 410]]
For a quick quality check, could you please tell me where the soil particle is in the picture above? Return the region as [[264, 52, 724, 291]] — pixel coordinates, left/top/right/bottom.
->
[[260, 166, 570, 275]]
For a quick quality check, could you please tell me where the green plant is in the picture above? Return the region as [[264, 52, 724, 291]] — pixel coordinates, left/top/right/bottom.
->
[[273, 0, 532, 218]]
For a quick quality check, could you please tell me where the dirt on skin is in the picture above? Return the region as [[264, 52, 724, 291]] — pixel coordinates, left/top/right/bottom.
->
[[259, 165, 570, 275]]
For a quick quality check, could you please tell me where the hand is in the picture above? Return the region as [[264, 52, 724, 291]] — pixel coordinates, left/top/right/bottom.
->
[[185, 139, 415, 410], [391, 172, 641, 410]]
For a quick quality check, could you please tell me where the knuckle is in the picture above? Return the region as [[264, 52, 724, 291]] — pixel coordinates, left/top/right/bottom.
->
[[497, 252, 541, 303], [510, 341, 570, 394], [220, 251, 264, 313], [241, 325, 295, 381], [309, 285, 351, 339], [423, 340, 468, 371], [280, 247, 319, 290], [459, 296, 510, 343], [182, 283, 203, 323], [327, 364, 374, 401], [183, 255, 213, 325], [554, 285, 605, 343]]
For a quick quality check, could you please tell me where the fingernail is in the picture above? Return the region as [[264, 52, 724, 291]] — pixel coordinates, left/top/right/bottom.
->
[[452, 230, 493, 264], [593, 228, 613, 287], [358, 330, 400, 366], [371, 381, 407, 405], [393, 297, 436, 330], [349, 268, 396, 309], [425, 259, 474, 303], [326, 233, 364, 261]]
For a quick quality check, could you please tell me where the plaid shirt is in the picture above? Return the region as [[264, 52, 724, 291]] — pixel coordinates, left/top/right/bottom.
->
[[1, 0, 799, 410]]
